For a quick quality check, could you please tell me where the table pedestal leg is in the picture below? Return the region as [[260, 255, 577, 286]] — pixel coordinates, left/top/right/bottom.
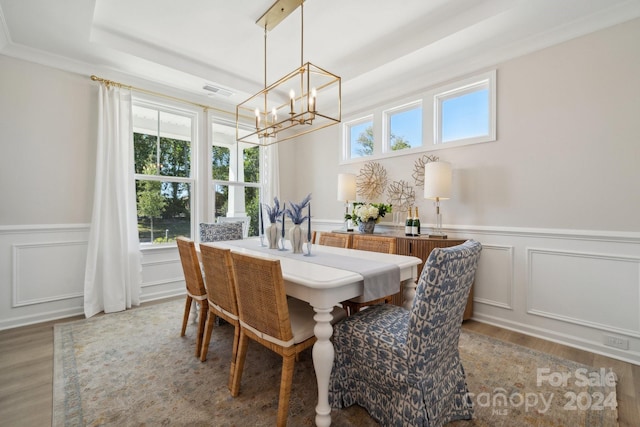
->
[[312, 306, 334, 427]]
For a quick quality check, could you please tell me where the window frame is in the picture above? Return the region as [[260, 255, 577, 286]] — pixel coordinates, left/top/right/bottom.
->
[[208, 116, 263, 238], [434, 69, 496, 147], [342, 115, 374, 162], [132, 99, 198, 246], [382, 100, 423, 154]]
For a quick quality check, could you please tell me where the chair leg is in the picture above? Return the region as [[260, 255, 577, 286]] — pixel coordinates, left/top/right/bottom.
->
[[195, 301, 207, 358], [181, 296, 192, 336], [200, 310, 215, 362], [230, 331, 249, 397], [228, 324, 240, 391], [277, 354, 296, 427]]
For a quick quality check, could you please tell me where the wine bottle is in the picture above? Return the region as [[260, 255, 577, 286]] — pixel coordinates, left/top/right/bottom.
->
[[414, 207, 421, 236], [405, 207, 413, 236], [411, 207, 418, 236]]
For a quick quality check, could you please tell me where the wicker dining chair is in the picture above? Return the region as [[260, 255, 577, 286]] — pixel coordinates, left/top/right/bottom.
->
[[343, 234, 397, 315], [176, 237, 208, 358], [229, 252, 346, 427], [198, 244, 240, 389], [318, 231, 352, 248], [329, 240, 482, 426]]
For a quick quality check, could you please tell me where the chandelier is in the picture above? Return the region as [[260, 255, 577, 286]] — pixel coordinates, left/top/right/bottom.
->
[[236, 0, 341, 145]]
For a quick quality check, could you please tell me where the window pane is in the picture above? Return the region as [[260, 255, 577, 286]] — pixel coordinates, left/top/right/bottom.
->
[[243, 145, 259, 183], [441, 88, 489, 143], [136, 180, 191, 244], [349, 120, 373, 158], [388, 105, 422, 151], [213, 183, 229, 218], [159, 137, 190, 177], [134, 132, 158, 174], [212, 145, 230, 180], [213, 185, 261, 238], [244, 186, 259, 237]]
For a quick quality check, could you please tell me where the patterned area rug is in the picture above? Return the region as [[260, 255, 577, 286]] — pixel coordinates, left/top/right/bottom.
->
[[53, 299, 618, 426]]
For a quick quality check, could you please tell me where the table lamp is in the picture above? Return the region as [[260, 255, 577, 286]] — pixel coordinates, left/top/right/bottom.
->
[[337, 173, 357, 231], [424, 161, 452, 239]]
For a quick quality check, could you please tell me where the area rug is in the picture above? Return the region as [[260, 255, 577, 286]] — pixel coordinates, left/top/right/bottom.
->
[[53, 299, 618, 426]]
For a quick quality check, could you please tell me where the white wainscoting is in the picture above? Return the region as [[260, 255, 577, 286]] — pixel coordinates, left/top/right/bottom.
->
[[12, 240, 87, 306], [527, 248, 640, 337], [449, 225, 640, 365], [316, 220, 640, 365], [2, 222, 640, 365], [0, 225, 185, 330], [474, 244, 514, 310]]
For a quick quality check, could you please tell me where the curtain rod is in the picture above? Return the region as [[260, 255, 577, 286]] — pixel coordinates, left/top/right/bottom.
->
[[90, 75, 236, 118]]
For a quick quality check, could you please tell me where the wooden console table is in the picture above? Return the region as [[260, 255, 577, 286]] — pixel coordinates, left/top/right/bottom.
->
[[329, 231, 473, 320]]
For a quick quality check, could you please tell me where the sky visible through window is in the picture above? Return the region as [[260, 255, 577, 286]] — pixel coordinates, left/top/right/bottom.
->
[[442, 88, 489, 142], [350, 120, 372, 157], [390, 106, 422, 148]]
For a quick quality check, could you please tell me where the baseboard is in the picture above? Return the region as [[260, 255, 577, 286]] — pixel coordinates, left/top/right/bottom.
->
[[473, 313, 640, 366]]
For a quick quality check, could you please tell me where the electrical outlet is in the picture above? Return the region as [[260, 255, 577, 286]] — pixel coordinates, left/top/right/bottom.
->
[[604, 334, 629, 350]]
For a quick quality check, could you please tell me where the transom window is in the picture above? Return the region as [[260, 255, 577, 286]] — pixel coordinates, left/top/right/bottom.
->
[[384, 101, 422, 152], [341, 70, 496, 163], [435, 70, 496, 145], [344, 116, 374, 159]]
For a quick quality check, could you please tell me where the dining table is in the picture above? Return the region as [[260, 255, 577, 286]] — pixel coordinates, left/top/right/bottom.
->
[[203, 237, 421, 427]]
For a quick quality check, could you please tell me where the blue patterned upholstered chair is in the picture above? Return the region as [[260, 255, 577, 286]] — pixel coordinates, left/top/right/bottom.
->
[[199, 222, 243, 243], [329, 239, 482, 427]]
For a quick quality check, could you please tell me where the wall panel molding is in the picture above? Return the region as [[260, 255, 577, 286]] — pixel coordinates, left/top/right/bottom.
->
[[12, 240, 87, 306], [527, 247, 640, 338], [473, 244, 514, 309], [446, 224, 640, 244]]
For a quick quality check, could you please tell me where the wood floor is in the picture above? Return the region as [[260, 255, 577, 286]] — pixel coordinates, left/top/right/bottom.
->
[[1, 306, 638, 426]]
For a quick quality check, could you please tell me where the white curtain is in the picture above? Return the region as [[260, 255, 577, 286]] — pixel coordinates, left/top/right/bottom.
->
[[84, 83, 141, 318], [263, 144, 280, 208]]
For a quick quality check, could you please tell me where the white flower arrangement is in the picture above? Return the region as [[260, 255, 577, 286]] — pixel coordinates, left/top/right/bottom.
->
[[346, 202, 392, 225]]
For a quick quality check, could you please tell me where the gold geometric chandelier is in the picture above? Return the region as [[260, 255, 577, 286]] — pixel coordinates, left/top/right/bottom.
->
[[236, 0, 341, 145]]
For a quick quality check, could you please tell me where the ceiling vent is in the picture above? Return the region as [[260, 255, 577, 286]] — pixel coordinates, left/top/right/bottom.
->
[[203, 84, 233, 97]]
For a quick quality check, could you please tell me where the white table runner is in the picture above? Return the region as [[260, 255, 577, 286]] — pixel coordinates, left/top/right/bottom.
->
[[224, 239, 400, 302]]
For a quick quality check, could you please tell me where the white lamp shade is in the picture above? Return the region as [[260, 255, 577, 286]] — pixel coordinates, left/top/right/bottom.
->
[[424, 162, 452, 200], [337, 173, 357, 201]]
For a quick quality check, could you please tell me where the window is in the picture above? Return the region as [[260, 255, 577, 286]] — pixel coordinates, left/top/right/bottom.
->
[[133, 104, 195, 244], [340, 70, 496, 163], [435, 70, 496, 146], [211, 120, 261, 238], [344, 116, 374, 160], [132, 100, 264, 245], [384, 102, 422, 152]]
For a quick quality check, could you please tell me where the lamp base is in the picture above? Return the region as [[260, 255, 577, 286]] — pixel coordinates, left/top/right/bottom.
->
[[428, 234, 448, 239]]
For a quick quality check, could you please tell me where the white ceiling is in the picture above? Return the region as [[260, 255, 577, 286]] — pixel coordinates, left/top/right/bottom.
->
[[1, 0, 639, 111]]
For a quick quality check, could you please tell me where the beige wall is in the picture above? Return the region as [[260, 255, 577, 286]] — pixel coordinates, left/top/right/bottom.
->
[[0, 55, 97, 226], [290, 18, 640, 233]]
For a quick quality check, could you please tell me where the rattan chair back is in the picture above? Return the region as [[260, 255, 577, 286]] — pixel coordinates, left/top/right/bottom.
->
[[176, 236, 208, 357], [177, 237, 207, 298], [318, 232, 352, 248], [198, 244, 241, 388], [231, 252, 294, 347], [200, 245, 239, 319], [351, 234, 396, 254]]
